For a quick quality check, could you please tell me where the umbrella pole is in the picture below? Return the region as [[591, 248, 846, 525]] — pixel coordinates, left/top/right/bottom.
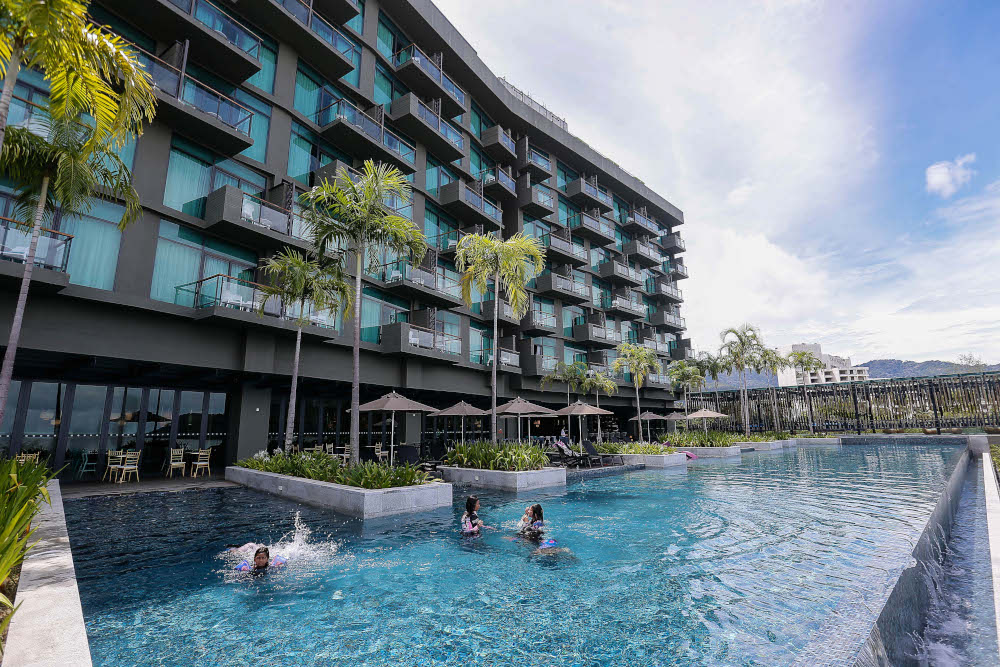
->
[[390, 410, 395, 465], [518, 417, 522, 442], [703, 417, 708, 435], [578, 414, 583, 447], [461, 415, 465, 445]]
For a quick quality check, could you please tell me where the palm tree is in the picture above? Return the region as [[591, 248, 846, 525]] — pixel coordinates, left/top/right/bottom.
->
[[759, 347, 790, 431], [541, 360, 587, 442], [696, 351, 728, 411], [580, 371, 617, 443], [667, 360, 705, 422], [0, 0, 156, 153], [455, 232, 544, 444], [787, 349, 824, 433], [612, 342, 661, 442], [303, 160, 426, 463], [0, 120, 141, 425], [719, 324, 765, 436], [257, 249, 352, 450]]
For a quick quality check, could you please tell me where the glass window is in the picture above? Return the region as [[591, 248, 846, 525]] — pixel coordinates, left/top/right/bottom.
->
[[0, 380, 20, 453], [558, 197, 579, 228], [613, 195, 630, 224], [21, 382, 65, 460], [470, 102, 494, 140], [423, 202, 456, 238], [556, 162, 578, 192], [360, 286, 409, 344], [205, 392, 227, 452], [562, 305, 583, 336], [176, 391, 204, 449], [246, 42, 278, 94], [523, 216, 550, 239], [58, 199, 124, 290], [340, 32, 362, 88], [108, 386, 142, 450], [425, 155, 456, 195], [234, 89, 271, 164], [376, 12, 407, 59], [531, 336, 555, 358], [293, 65, 343, 120], [469, 321, 488, 364], [470, 144, 494, 178], [163, 138, 267, 218], [150, 220, 257, 304], [345, 0, 365, 34], [65, 384, 107, 471], [374, 64, 408, 109], [142, 388, 175, 471], [287, 121, 352, 185]]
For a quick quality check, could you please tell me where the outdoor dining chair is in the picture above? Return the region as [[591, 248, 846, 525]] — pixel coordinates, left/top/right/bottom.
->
[[113, 451, 141, 484], [14, 452, 39, 464], [102, 450, 125, 482], [373, 441, 389, 463], [166, 448, 187, 478], [190, 449, 212, 478], [76, 450, 97, 479]]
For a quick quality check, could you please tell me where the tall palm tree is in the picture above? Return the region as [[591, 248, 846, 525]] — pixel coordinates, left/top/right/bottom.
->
[[612, 342, 661, 442], [0, 0, 156, 153], [580, 371, 617, 443], [720, 324, 765, 436], [787, 349, 823, 433], [0, 120, 141, 424], [258, 249, 352, 450], [667, 360, 705, 422], [456, 231, 543, 444], [541, 360, 587, 442], [696, 351, 727, 411], [759, 347, 789, 431], [303, 160, 426, 463]]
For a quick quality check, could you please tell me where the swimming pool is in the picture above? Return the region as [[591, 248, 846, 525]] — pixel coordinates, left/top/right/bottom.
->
[[65, 444, 978, 666]]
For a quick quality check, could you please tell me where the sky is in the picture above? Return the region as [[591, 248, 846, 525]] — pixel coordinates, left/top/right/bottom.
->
[[432, 0, 1000, 364]]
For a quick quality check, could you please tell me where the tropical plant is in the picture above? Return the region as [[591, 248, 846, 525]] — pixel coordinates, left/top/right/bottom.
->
[[0, 119, 140, 426], [257, 249, 352, 449], [696, 351, 728, 410], [759, 348, 790, 431], [665, 429, 792, 448], [443, 440, 549, 471], [595, 441, 677, 455], [719, 324, 765, 436], [612, 342, 661, 443], [455, 232, 544, 443], [579, 371, 617, 443], [0, 0, 157, 154], [787, 349, 823, 433], [235, 451, 431, 489], [0, 457, 54, 652], [666, 360, 704, 421], [540, 360, 587, 442], [303, 160, 426, 463]]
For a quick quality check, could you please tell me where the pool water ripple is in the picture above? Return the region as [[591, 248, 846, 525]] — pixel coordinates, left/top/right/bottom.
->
[[65, 444, 963, 666]]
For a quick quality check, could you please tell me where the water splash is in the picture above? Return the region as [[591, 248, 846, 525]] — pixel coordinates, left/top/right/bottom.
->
[[219, 511, 340, 573]]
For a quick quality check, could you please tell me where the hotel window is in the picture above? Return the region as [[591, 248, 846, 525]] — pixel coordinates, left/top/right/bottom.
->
[[360, 286, 409, 344], [163, 137, 267, 218], [558, 197, 579, 228], [376, 12, 408, 60], [523, 215, 550, 239], [345, 0, 365, 35], [615, 227, 631, 252], [562, 305, 583, 337], [293, 64, 343, 120], [533, 296, 555, 319], [425, 155, 456, 195], [246, 41, 278, 94], [150, 220, 257, 305], [531, 336, 555, 359], [340, 32, 362, 88], [564, 344, 587, 366], [591, 277, 610, 307], [374, 64, 409, 110], [470, 102, 494, 140], [613, 194, 630, 224], [470, 321, 488, 364], [287, 121, 352, 186], [556, 162, 578, 192], [470, 144, 494, 178], [423, 202, 457, 239]]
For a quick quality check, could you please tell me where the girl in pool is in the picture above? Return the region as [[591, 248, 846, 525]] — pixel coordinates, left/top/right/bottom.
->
[[461, 495, 486, 534], [235, 546, 287, 574], [518, 504, 544, 537]]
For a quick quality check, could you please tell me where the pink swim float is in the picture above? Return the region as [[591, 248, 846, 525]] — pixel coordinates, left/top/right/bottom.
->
[[680, 451, 698, 459]]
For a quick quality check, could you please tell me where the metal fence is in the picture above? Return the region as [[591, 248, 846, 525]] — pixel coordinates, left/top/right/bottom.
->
[[690, 372, 1000, 433]]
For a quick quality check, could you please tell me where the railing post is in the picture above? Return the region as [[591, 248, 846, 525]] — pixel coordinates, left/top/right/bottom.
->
[[850, 381, 861, 434], [928, 381, 941, 434]]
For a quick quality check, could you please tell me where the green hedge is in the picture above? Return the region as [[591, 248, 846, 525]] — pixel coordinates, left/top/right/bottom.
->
[[595, 442, 678, 455], [443, 441, 549, 471], [235, 451, 431, 489], [662, 430, 792, 448]]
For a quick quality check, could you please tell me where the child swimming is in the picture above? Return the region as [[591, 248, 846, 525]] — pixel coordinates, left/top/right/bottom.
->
[[234, 546, 287, 573], [461, 495, 486, 534]]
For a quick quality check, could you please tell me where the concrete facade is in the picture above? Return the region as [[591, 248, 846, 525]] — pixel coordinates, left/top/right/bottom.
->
[[777, 343, 870, 387], [439, 466, 567, 491]]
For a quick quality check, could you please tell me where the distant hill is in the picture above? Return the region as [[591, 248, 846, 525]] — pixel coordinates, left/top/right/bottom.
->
[[860, 359, 1000, 379]]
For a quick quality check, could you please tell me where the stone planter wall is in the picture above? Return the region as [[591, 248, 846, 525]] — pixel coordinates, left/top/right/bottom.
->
[[678, 445, 743, 458], [225, 467, 452, 518], [792, 437, 842, 447], [618, 453, 688, 468], [439, 466, 566, 491]]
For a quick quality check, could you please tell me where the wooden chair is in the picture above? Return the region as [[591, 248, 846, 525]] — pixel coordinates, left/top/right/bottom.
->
[[102, 450, 125, 482], [373, 441, 388, 463], [190, 449, 212, 478], [327, 443, 350, 464], [14, 452, 39, 464], [76, 450, 97, 479], [166, 448, 186, 478], [114, 451, 141, 484]]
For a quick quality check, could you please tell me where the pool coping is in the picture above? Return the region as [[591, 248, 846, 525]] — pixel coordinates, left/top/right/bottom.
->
[[438, 466, 567, 490], [3, 480, 92, 667], [982, 440, 1000, 663]]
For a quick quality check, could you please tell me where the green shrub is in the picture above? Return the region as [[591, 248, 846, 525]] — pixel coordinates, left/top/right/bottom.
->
[[596, 442, 677, 455], [661, 430, 792, 448], [235, 451, 431, 489], [443, 440, 549, 471]]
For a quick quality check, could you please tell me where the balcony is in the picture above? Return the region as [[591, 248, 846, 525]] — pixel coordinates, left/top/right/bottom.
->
[[644, 277, 683, 303], [564, 178, 613, 213], [520, 310, 558, 336], [0, 216, 72, 291], [647, 373, 673, 388], [227, 0, 357, 82], [472, 348, 521, 374], [311, 0, 361, 25], [622, 210, 661, 236], [438, 181, 503, 231], [540, 233, 588, 267], [381, 322, 462, 363], [517, 180, 556, 218], [104, 0, 261, 82], [567, 212, 616, 247], [639, 336, 672, 355], [381, 261, 463, 308], [392, 44, 466, 117], [659, 233, 686, 253], [649, 310, 686, 331], [477, 166, 517, 201], [666, 260, 689, 280], [481, 125, 516, 162], [515, 145, 552, 181], [481, 299, 519, 326], [597, 260, 643, 287], [572, 323, 621, 349], [601, 295, 647, 320], [623, 239, 662, 267], [131, 42, 253, 154], [430, 229, 465, 257], [174, 274, 339, 337], [204, 186, 312, 249], [314, 99, 416, 173], [522, 354, 559, 377], [388, 93, 465, 162], [534, 273, 590, 304]]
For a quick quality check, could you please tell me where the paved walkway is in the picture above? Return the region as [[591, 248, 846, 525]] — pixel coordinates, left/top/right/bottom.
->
[[61, 475, 237, 500]]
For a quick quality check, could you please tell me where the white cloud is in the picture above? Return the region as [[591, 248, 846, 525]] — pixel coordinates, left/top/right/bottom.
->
[[925, 153, 976, 198]]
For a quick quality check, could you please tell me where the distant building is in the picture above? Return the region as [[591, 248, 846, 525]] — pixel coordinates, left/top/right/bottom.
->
[[777, 344, 870, 387]]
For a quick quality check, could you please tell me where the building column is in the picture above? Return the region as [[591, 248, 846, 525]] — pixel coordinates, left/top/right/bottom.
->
[[228, 382, 272, 464]]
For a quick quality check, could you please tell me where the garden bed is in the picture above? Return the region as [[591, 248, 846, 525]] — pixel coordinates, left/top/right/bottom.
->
[[438, 466, 566, 491], [225, 467, 452, 518]]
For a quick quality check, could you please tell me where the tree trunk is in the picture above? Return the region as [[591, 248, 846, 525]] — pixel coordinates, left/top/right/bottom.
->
[[595, 391, 602, 443], [741, 368, 750, 436], [0, 42, 24, 155], [349, 247, 363, 463], [635, 382, 642, 442], [490, 271, 499, 444], [285, 323, 302, 450], [0, 175, 48, 427]]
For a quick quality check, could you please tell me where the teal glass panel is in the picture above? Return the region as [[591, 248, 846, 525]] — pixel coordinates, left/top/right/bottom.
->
[[345, 0, 365, 34], [235, 90, 271, 163], [163, 149, 212, 217], [246, 43, 277, 94], [59, 200, 124, 290], [151, 239, 202, 304]]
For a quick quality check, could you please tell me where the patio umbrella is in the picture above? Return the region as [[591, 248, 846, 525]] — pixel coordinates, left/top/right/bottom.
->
[[492, 398, 556, 441], [556, 401, 613, 446], [429, 401, 487, 445], [358, 391, 438, 464], [687, 408, 729, 434], [630, 411, 666, 442]]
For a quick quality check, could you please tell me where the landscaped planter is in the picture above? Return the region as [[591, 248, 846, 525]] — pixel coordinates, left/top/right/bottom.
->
[[618, 453, 688, 468], [792, 437, 842, 447], [679, 445, 743, 458], [438, 466, 566, 491], [739, 440, 786, 451], [225, 467, 452, 519]]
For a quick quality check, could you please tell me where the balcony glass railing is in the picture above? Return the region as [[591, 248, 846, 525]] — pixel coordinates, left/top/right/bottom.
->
[[239, 193, 310, 240], [600, 261, 641, 282], [433, 229, 462, 253], [474, 348, 520, 367], [581, 180, 611, 206], [276, 0, 358, 63], [630, 242, 662, 263], [527, 147, 551, 171], [526, 311, 557, 328], [416, 99, 464, 149], [483, 299, 514, 320], [477, 167, 516, 193], [167, 0, 261, 59], [661, 233, 686, 251], [130, 43, 253, 135], [0, 216, 72, 272], [174, 274, 338, 329], [394, 44, 466, 106], [627, 210, 660, 234], [531, 355, 557, 372], [541, 234, 588, 260], [403, 324, 461, 356], [496, 129, 516, 154], [602, 295, 647, 316], [569, 212, 615, 239], [533, 184, 555, 208], [463, 185, 502, 222], [383, 261, 462, 300], [314, 99, 415, 165]]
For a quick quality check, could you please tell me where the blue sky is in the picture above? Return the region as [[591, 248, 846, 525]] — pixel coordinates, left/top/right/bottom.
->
[[434, 0, 1000, 363]]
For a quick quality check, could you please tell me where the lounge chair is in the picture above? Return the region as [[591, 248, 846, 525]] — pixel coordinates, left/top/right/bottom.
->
[[584, 440, 621, 466], [550, 441, 590, 468]]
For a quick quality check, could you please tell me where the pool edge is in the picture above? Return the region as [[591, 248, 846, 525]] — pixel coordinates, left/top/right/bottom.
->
[[981, 442, 1000, 663]]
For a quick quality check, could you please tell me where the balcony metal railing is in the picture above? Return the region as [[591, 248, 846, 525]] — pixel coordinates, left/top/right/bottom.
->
[[648, 373, 671, 386], [130, 42, 253, 135], [474, 348, 520, 367], [394, 43, 466, 107], [481, 299, 515, 321], [166, 0, 261, 59], [496, 128, 516, 154], [275, 0, 359, 64], [602, 295, 647, 316], [500, 77, 568, 131], [568, 212, 615, 239], [530, 355, 558, 372], [383, 261, 462, 300], [0, 216, 72, 272], [174, 274, 339, 329], [548, 274, 589, 298], [432, 229, 464, 253], [239, 193, 310, 240], [642, 339, 672, 354], [477, 167, 516, 193], [661, 233, 686, 251], [462, 185, 502, 222], [527, 147, 551, 171], [646, 279, 682, 300], [403, 323, 462, 356], [600, 260, 642, 283], [658, 312, 686, 328], [627, 210, 660, 235], [416, 99, 464, 149], [630, 242, 662, 263], [540, 234, 588, 260], [533, 184, 555, 208], [314, 98, 415, 164], [525, 310, 557, 329], [581, 180, 613, 207]]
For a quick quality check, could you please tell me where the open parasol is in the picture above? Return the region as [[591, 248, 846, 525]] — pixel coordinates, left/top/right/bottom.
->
[[358, 392, 438, 463], [686, 408, 729, 434], [493, 398, 556, 441], [429, 401, 487, 445], [556, 400, 613, 445]]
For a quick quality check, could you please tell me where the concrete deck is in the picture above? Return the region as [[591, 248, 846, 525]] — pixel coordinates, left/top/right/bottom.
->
[[61, 475, 237, 500]]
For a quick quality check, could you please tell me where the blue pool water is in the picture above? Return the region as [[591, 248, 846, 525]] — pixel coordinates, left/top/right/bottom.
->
[[65, 444, 971, 666]]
